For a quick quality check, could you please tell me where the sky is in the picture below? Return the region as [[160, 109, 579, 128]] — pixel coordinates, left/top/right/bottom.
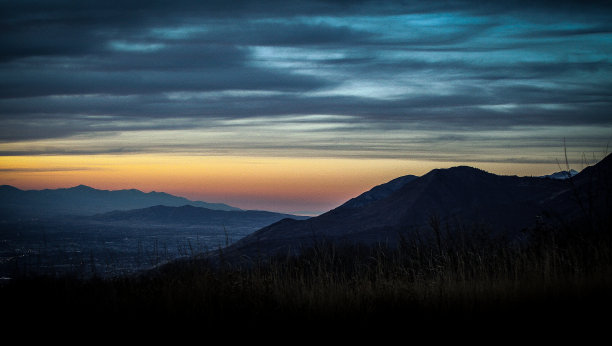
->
[[1, 0, 611, 214]]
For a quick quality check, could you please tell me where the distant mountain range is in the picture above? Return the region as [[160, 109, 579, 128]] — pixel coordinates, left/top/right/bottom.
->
[[540, 169, 579, 180], [91, 204, 309, 227], [0, 188, 309, 277], [0, 185, 239, 219], [223, 155, 612, 259]]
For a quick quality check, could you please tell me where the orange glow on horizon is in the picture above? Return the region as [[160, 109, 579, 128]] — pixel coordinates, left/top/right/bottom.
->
[[0, 154, 564, 214]]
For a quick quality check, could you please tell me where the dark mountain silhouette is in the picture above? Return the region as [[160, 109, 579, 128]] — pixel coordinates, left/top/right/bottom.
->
[[92, 204, 309, 227], [0, 185, 239, 219], [223, 154, 612, 259], [539, 154, 612, 230], [338, 175, 417, 209]]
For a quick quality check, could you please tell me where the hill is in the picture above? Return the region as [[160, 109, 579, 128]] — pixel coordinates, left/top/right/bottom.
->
[[222, 154, 612, 259], [338, 174, 417, 209], [92, 204, 309, 227]]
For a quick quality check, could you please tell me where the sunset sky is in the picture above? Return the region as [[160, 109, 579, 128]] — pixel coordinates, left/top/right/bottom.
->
[[1, 1, 611, 214]]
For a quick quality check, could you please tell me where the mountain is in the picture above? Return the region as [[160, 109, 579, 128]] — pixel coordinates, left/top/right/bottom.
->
[[539, 154, 612, 229], [540, 169, 579, 180], [223, 154, 612, 259], [0, 185, 240, 218], [92, 205, 309, 227], [338, 175, 417, 209]]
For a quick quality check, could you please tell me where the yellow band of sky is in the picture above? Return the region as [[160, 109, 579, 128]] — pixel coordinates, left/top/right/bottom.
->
[[0, 154, 566, 213]]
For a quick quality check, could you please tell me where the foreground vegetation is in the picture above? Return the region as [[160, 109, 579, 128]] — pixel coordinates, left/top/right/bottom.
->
[[2, 219, 611, 334]]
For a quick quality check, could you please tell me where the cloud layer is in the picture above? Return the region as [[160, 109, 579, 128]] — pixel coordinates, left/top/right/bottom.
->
[[1, 0, 611, 163]]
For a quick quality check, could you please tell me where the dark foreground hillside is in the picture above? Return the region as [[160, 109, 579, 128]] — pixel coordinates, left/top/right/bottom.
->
[[223, 153, 612, 261], [1, 220, 611, 337]]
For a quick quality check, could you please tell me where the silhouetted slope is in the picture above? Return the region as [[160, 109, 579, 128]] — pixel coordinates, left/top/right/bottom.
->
[[338, 175, 417, 209], [541, 153, 612, 230], [226, 155, 612, 259], [372, 166, 566, 232], [0, 185, 239, 218]]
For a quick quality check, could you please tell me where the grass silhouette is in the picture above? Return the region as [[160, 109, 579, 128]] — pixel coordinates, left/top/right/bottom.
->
[[2, 218, 610, 334]]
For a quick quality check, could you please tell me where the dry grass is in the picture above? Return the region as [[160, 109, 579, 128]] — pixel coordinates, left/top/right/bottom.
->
[[2, 219, 610, 335]]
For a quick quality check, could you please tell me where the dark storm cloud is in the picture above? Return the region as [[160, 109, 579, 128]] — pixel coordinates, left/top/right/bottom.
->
[[0, 0, 611, 160]]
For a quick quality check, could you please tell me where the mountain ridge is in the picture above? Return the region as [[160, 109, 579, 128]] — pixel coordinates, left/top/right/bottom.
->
[[0, 184, 240, 218], [338, 174, 417, 209], [222, 156, 611, 260], [92, 204, 309, 225], [540, 169, 579, 180]]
